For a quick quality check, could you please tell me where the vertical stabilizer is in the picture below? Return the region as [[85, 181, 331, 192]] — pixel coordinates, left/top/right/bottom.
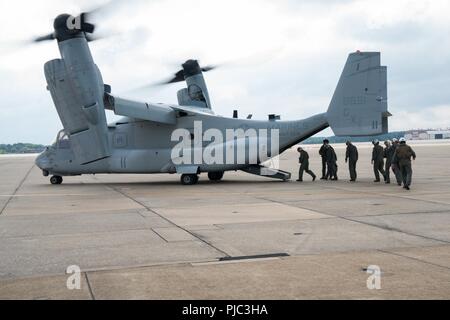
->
[[327, 52, 390, 136]]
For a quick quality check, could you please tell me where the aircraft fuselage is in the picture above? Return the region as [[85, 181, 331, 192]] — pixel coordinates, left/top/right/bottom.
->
[[36, 113, 328, 176]]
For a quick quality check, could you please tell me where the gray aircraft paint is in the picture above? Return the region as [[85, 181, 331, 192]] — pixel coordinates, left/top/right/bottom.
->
[[44, 38, 111, 164], [35, 34, 390, 183], [327, 52, 389, 136]]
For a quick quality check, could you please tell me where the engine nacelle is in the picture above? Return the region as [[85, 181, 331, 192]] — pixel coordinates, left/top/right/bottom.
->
[[176, 60, 211, 109], [44, 38, 111, 164]]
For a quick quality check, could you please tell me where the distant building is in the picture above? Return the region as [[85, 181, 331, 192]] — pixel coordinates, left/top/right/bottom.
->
[[404, 130, 429, 140], [426, 130, 450, 140], [404, 129, 450, 140]]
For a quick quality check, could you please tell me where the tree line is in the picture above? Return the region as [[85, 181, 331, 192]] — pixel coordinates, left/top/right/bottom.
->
[[0, 143, 47, 154]]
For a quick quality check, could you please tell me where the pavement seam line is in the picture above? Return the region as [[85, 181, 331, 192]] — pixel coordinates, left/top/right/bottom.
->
[[349, 210, 450, 218], [0, 164, 35, 216], [377, 248, 450, 271], [341, 216, 450, 245], [1, 208, 144, 219], [0, 226, 162, 241], [321, 183, 450, 207], [90, 176, 231, 258], [84, 272, 96, 300], [151, 228, 170, 243], [259, 195, 450, 245]]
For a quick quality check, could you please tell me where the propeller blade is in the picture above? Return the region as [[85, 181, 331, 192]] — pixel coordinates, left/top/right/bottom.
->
[[84, 0, 124, 17], [85, 33, 104, 43], [158, 62, 220, 86], [165, 70, 186, 84], [81, 0, 129, 28], [76, 0, 132, 39], [33, 33, 55, 43], [201, 65, 218, 73], [1, 0, 134, 56], [126, 60, 220, 93]]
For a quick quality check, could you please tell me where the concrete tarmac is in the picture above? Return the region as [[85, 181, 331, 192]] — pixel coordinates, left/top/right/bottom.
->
[[0, 141, 449, 299]]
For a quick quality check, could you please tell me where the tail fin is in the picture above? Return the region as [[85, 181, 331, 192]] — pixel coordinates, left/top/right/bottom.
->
[[327, 52, 390, 136]]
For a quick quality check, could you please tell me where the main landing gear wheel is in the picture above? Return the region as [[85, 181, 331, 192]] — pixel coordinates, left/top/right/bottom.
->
[[50, 175, 63, 185], [208, 171, 224, 182], [181, 174, 199, 185]]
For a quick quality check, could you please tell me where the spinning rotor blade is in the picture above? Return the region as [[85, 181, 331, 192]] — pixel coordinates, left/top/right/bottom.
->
[[85, 33, 108, 43], [22, 0, 129, 47], [163, 70, 186, 85], [83, 0, 126, 19], [33, 33, 56, 43], [201, 65, 218, 73], [159, 61, 220, 86], [126, 60, 221, 93]]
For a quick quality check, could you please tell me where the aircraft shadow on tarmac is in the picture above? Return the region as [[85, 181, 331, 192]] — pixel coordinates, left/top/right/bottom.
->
[[40, 179, 286, 187]]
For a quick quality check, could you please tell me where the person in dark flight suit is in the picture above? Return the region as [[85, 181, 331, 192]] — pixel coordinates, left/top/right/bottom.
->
[[390, 138, 403, 186], [383, 140, 395, 184], [372, 139, 386, 182], [345, 140, 358, 182], [297, 147, 316, 182], [319, 139, 329, 180], [325, 144, 338, 181], [395, 138, 417, 190]]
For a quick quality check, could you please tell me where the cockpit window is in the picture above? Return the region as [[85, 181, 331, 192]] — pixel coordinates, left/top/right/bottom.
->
[[56, 130, 71, 149]]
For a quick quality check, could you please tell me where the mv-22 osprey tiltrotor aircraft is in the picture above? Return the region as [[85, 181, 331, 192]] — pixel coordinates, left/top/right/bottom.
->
[[34, 11, 390, 185]]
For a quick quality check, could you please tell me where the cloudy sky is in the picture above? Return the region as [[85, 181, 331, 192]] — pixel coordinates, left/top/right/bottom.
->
[[0, 0, 449, 144]]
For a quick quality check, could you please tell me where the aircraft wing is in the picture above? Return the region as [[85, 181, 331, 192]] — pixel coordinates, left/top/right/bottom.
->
[[104, 94, 215, 124], [104, 94, 176, 125], [170, 105, 215, 116]]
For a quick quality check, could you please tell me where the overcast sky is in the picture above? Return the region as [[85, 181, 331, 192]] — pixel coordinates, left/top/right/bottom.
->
[[0, 0, 449, 144]]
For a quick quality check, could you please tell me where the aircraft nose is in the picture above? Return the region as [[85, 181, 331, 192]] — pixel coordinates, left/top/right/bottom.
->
[[35, 153, 52, 171]]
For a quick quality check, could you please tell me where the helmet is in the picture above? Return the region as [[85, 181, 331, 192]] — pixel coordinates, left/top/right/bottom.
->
[[399, 137, 406, 143], [392, 138, 399, 143], [384, 140, 391, 145], [372, 139, 379, 145]]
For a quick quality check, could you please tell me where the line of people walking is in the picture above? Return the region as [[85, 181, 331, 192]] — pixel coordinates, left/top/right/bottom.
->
[[297, 138, 416, 190]]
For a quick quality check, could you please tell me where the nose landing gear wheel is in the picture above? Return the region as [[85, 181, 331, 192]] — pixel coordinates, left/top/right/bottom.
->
[[181, 174, 199, 185], [50, 175, 63, 185]]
